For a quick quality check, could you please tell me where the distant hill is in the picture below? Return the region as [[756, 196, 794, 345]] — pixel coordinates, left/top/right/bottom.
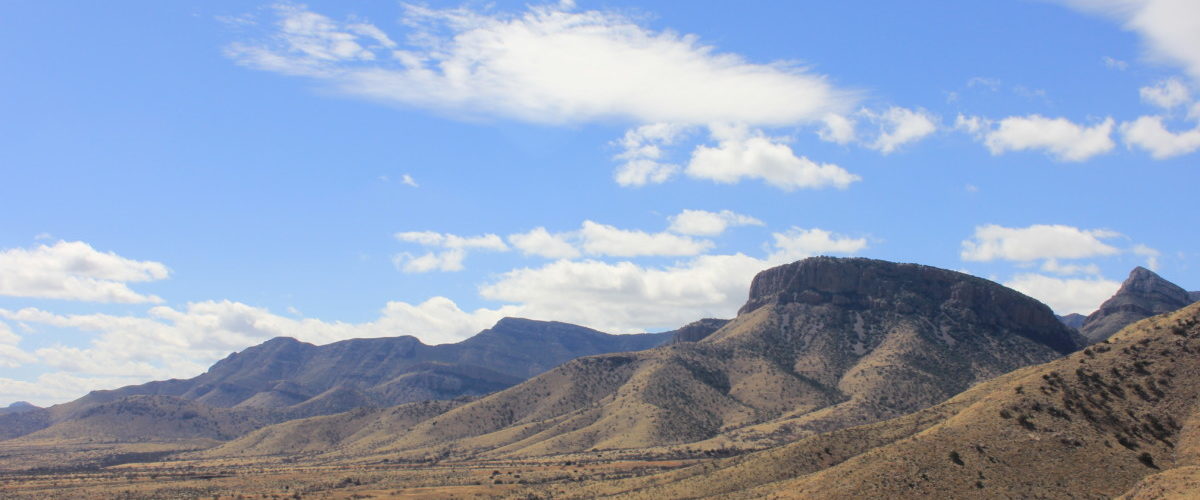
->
[[1057, 313, 1087, 329], [223, 257, 1081, 461], [0, 318, 671, 443], [0, 401, 39, 415], [1080, 267, 1196, 343], [571, 301, 1200, 499]]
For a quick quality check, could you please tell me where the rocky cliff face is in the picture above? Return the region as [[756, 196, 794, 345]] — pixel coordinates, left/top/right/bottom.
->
[[666, 318, 730, 343], [1079, 267, 1196, 343], [736, 257, 1081, 353]]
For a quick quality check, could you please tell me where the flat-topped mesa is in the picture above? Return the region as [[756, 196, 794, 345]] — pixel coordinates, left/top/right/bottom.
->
[[739, 256, 1079, 354]]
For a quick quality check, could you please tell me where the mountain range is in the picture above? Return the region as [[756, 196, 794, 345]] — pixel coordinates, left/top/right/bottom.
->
[[0, 318, 676, 443], [198, 257, 1083, 461], [3, 256, 1199, 499]]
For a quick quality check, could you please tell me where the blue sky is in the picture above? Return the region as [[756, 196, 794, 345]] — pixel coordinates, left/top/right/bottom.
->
[[2, 0, 1198, 405]]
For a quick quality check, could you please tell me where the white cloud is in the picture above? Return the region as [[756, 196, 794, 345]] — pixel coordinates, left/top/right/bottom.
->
[[954, 114, 988, 135], [401, 173, 419, 187], [0, 322, 35, 369], [979, 115, 1116, 162], [817, 113, 857, 144], [394, 249, 468, 273], [961, 224, 1122, 262], [861, 107, 938, 153], [393, 231, 509, 273], [579, 221, 712, 257], [686, 124, 860, 191], [1059, 0, 1200, 83], [1040, 259, 1101, 276], [479, 255, 767, 333], [667, 209, 763, 236], [1140, 78, 1192, 109], [767, 227, 868, 262], [1004, 273, 1122, 315], [229, 3, 852, 126], [508, 227, 582, 259], [1103, 56, 1129, 71], [613, 123, 686, 186], [0, 241, 169, 304], [479, 225, 867, 332], [394, 231, 508, 251], [815, 107, 938, 153], [0, 373, 152, 408], [1120, 115, 1200, 159], [1132, 243, 1161, 270]]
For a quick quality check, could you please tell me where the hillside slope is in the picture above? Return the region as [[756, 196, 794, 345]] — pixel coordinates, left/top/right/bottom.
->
[[562, 301, 1200, 499]]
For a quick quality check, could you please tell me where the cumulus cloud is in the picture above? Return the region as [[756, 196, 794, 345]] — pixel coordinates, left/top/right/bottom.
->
[[613, 123, 687, 186], [1120, 115, 1200, 159], [0, 241, 169, 303], [1140, 78, 1192, 109], [393, 231, 509, 273], [974, 115, 1115, 162], [480, 225, 866, 331], [667, 209, 764, 236], [860, 107, 939, 154], [578, 221, 712, 257], [1040, 259, 1102, 276], [0, 322, 35, 369], [817, 113, 857, 144], [508, 227, 581, 259], [479, 254, 768, 333], [961, 224, 1122, 262], [400, 174, 419, 187], [1004, 273, 1122, 315], [768, 228, 868, 262], [229, 3, 852, 126], [685, 124, 860, 190]]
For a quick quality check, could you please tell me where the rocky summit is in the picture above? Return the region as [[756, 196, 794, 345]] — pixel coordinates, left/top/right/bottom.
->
[[1080, 267, 1197, 344]]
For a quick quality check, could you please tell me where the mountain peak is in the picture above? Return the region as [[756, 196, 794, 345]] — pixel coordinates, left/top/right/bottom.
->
[[1079, 266, 1195, 343]]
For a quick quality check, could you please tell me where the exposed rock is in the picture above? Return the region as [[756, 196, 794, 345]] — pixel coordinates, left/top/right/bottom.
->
[[666, 318, 730, 343], [1079, 266, 1196, 343]]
